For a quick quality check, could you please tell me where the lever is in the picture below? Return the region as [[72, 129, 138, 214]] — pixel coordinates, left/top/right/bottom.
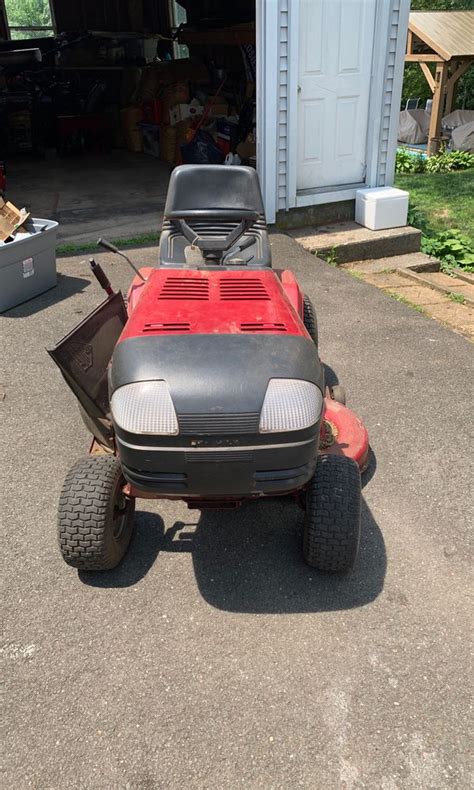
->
[[88, 257, 114, 296], [97, 237, 146, 282]]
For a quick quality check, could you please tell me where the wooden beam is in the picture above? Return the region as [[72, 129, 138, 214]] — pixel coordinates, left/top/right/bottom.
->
[[408, 21, 451, 62], [446, 59, 474, 90], [407, 30, 414, 55], [445, 60, 458, 117], [405, 53, 445, 63], [420, 62, 436, 93], [428, 62, 448, 155]]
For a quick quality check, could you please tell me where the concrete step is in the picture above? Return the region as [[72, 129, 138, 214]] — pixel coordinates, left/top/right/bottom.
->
[[341, 252, 438, 274], [288, 221, 421, 263], [398, 268, 474, 306]]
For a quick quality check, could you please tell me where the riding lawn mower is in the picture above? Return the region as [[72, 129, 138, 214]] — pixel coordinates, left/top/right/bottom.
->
[[49, 166, 369, 574]]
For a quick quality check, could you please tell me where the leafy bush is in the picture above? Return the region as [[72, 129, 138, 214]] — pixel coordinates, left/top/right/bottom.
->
[[406, 202, 474, 273], [425, 151, 474, 173], [395, 150, 426, 174], [421, 229, 474, 272], [397, 149, 474, 176], [407, 203, 429, 233]]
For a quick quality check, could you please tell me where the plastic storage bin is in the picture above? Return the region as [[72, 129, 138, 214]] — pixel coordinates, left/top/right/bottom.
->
[[355, 187, 409, 230], [0, 217, 58, 312]]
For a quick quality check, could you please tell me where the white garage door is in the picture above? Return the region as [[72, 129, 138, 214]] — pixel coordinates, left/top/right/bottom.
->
[[297, 0, 377, 191]]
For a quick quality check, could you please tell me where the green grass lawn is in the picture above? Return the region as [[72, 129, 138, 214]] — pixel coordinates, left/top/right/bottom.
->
[[395, 169, 474, 246]]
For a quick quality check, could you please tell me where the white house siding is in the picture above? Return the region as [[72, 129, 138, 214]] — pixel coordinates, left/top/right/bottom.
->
[[377, 0, 411, 186], [277, 0, 289, 211], [258, 0, 410, 221]]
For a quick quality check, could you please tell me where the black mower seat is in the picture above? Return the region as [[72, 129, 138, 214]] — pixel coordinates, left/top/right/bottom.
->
[[159, 165, 271, 268]]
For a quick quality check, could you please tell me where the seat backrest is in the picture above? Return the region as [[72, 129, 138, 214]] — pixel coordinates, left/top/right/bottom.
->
[[164, 165, 265, 218]]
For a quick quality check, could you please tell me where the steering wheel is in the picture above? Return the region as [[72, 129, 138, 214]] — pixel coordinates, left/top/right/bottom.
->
[[166, 209, 259, 258]]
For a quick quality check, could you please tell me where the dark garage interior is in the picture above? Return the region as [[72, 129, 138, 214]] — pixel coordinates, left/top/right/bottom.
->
[[0, 0, 257, 243]]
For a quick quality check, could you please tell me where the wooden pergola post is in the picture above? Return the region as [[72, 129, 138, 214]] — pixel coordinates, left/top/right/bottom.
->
[[427, 61, 447, 155], [445, 60, 458, 116]]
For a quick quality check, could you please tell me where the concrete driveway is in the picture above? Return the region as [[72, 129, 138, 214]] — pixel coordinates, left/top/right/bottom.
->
[[2, 234, 472, 788]]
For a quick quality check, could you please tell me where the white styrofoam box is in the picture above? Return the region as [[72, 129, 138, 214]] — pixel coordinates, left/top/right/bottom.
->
[[355, 187, 409, 231]]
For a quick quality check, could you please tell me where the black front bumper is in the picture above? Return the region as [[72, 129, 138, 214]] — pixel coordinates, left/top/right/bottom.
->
[[118, 436, 318, 498]]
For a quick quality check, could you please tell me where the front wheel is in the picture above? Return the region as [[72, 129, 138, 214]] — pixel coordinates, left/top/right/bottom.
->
[[58, 455, 135, 570], [303, 454, 361, 572]]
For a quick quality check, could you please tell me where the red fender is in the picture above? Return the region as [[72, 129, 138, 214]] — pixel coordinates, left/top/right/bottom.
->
[[320, 398, 370, 471], [278, 269, 305, 319]]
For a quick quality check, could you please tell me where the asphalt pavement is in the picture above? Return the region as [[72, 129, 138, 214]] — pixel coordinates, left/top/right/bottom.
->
[[1, 233, 472, 788]]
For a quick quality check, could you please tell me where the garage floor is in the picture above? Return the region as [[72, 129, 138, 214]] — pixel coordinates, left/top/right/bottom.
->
[[6, 150, 171, 245]]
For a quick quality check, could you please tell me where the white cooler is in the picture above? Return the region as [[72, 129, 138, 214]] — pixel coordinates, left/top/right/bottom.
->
[[355, 187, 409, 231]]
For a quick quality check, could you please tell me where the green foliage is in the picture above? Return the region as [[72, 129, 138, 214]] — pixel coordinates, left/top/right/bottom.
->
[[396, 149, 474, 175], [447, 292, 466, 303], [411, 0, 473, 9], [401, 64, 432, 108], [56, 232, 161, 257], [387, 292, 425, 313], [319, 246, 338, 266], [407, 203, 429, 233], [4, 0, 52, 38], [425, 151, 474, 173], [404, 187, 474, 274], [421, 229, 474, 273], [395, 149, 426, 174]]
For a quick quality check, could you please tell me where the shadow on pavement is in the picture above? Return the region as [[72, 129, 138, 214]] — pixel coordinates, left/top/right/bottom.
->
[[2, 273, 90, 318], [190, 497, 385, 613], [322, 362, 339, 389], [80, 496, 386, 612]]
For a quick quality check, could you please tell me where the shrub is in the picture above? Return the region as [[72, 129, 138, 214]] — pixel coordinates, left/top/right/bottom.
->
[[407, 203, 429, 233], [395, 149, 426, 174], [421, 229, 474, 272], [425, 150, 474, 173]]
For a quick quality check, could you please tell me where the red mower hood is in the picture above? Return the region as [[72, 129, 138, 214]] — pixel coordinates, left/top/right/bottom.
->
[[120, 269, 309, 341]]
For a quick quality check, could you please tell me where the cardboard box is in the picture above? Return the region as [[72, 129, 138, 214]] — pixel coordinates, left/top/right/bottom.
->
[[169, 101, 204, 126], [236, 132, 256, 160], [0, 198, 30, 242], [207, 95, 229, 116]]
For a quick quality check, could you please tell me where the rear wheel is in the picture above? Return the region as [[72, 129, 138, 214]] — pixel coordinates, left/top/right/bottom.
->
[[58, 455, 135, 570], [303, 295, 318, 346], [303, 454, 361, 572]]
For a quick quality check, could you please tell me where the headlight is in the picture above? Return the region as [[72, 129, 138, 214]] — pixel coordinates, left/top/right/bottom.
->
[[259, 379, 322, 433], [110, 381, 178, 435]]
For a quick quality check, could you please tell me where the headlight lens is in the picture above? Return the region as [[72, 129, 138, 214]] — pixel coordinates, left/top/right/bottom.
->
[[259, 378, 322, 433], [110, 381, 178, 435]]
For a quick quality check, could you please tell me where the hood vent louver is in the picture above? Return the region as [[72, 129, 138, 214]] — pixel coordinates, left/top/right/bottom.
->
[[219, 278, 270, 301], [158, 277, 209, 301], [240, 322, 287, 333], [143, 322, 191, 333]]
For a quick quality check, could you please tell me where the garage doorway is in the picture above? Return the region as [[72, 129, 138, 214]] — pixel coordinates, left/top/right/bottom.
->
[[0, 1, 258, 246]]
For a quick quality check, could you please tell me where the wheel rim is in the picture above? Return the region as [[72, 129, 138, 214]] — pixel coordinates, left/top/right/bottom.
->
[[112, 487, 130, 540]]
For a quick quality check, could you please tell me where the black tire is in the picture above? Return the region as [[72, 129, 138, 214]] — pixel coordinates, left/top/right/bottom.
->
[[58, 455, 135, 570], [331, 384, 346, 405], [303, 454, 361, 573], [303, 295, 318, 346]]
